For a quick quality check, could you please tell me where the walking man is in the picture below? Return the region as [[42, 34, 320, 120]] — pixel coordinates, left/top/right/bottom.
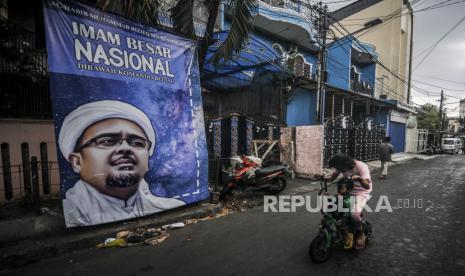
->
[[379, 136, 394, 179]]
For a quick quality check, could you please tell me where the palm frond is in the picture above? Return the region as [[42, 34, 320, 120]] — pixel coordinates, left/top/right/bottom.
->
[[211, 0, 256, 66], [170, 0, 196, 39], [198, 0, 220, 69], [96, 0, 160, 27]]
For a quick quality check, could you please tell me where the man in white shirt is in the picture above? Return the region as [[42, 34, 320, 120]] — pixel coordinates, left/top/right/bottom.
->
[[59, 100, 184, 227]]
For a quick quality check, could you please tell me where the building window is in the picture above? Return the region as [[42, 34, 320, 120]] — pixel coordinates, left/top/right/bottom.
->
[[294, 55, 305, 77], [304, 62, 313, 79], [350, 66, 361, 82]]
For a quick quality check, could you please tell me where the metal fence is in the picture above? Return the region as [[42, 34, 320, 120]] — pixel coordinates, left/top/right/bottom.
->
[[0, 159, 60, 204], [350, 80, 374, 95], [0, 17, 52, 120], [205, 113, 282, 185], [416, 129, 429, 153], [324, 115, 385, 166]]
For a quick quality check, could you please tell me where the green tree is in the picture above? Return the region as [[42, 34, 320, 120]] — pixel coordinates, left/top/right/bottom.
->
[[417, 103, 440, 130], [96, 0, 256, 69]]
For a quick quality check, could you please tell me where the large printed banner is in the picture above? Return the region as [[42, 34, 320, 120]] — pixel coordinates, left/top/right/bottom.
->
[[43, 0, 209, 227]]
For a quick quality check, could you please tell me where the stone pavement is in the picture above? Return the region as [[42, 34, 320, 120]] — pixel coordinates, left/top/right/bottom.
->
[[0, 152, 441, 271]]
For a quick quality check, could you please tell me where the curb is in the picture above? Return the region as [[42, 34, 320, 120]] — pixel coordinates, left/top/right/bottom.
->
[[0, 203, 223, 271]]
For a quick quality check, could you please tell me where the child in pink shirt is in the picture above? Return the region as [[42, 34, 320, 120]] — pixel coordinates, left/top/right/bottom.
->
[[325, 154, 372, 249]]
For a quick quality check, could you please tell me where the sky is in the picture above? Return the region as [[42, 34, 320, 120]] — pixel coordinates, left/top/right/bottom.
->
[[321, 0, 465, 117]]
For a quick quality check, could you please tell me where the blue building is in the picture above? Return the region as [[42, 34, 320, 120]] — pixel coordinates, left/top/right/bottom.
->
[[202, 0, 319, 124], [202, 0, 414, 161]]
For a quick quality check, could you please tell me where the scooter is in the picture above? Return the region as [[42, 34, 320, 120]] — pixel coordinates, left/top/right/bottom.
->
[[308, 177, 373, 263], [219, 155, 288, 199]]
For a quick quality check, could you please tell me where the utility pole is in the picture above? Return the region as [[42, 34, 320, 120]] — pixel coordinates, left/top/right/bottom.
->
[[316, 3, 328, 124], [438, 90, 445, 130], [437, 90, 445, 147]]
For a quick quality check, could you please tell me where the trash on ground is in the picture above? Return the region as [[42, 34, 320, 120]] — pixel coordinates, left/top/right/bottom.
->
[[185, 219, 198, 225], [162, 222, 185, 230], [126, 228, 160, 243], [116, 230, 130, 240], [96, 238, 126, 248], [144, 232, 170, 246], [215, 207, 233, 218]]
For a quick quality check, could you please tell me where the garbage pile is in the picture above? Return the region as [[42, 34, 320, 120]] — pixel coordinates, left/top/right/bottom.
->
[[96, 205, 238, 249], [96, 222, 184, 248]]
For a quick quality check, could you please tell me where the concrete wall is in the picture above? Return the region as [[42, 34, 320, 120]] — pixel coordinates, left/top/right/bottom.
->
[[331, 0, 413, 103], [0, 120, 60, 203], [280, 125, 323, 177], [405, 128, 418, 153]]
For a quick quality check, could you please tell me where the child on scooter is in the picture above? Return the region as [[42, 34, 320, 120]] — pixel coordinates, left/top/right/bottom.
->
[[325, 154, 372, 250], [337, 178, 354, 249]]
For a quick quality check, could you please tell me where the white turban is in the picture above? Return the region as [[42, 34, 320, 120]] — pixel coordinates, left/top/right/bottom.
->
[[59, 100, 156, 160]]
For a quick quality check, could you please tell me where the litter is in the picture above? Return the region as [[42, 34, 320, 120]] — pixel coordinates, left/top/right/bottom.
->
[[96, 238, 126, 248], [116, 230, 130, 240], [198, 216, 215, 221], [185, 219, 198, 225], [126, 229, 160, 243], [162, 222, 185, 230], [144, 232, 170, 246], [215, 208, 233, 218]]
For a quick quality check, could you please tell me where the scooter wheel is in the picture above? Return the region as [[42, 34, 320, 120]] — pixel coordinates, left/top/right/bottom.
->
[[364, 221, 373, 242], [309, 234, 332, 263]]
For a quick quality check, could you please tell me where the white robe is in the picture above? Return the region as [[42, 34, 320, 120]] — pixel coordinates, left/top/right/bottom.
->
[[63, 179, 185, 227]]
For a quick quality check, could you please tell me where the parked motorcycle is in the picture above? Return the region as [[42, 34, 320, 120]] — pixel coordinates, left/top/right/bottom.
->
[[308, 177, 373, 263], [219, 155, 288, 199]]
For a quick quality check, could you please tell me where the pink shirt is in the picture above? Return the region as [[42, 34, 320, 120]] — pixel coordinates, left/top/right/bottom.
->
[[341, 160, 372, 197]]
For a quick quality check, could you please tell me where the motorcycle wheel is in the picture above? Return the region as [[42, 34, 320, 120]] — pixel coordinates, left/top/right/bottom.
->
[[219, 186, 233, 200], [309, 234, 332, 263], [266, 177, 287, 195], [364, 221, 373, 242]]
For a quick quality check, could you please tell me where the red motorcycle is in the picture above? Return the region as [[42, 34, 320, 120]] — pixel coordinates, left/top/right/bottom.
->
[[219, 155, 288, 199]]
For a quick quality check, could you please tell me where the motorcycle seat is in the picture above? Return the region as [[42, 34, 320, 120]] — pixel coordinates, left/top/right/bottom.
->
[[255, 165, 286, 176]]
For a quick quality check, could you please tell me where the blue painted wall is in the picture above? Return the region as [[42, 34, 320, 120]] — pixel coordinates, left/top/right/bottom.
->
[[327, 39, 351, 91], [360, 63, 376, 87], [222, 19, 318, 77], [372, 108, 389, 130], [388, 121, 406, 153], [286, 88, 317, 126]]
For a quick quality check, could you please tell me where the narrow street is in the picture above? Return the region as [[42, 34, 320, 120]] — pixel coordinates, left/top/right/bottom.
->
[[4, 155, 465, 276]]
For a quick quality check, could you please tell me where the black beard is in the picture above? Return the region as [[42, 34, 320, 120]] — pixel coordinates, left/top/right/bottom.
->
[[106, 173, 140, 188]]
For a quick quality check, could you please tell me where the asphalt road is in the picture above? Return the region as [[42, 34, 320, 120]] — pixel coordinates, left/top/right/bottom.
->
[[3, 155, 465, 276]]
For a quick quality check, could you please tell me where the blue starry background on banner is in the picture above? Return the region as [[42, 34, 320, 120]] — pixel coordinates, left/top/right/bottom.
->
[[43, 0, 209, 206]]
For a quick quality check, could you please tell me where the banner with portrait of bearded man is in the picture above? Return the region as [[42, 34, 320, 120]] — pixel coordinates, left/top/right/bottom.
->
[[43, 0, 209, 227]]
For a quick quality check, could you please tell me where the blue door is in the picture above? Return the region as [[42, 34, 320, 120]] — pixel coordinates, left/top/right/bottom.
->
[[388, 121, 405, 153]]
